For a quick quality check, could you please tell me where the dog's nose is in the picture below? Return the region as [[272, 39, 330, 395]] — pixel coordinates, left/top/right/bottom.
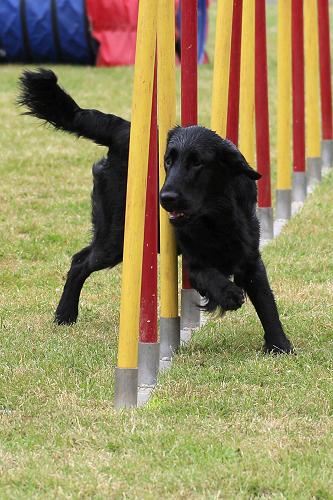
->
[[160, 190, 180, 210]]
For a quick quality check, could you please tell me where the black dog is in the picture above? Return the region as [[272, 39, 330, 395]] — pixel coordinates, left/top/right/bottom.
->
[[18, 69, 293, 354]]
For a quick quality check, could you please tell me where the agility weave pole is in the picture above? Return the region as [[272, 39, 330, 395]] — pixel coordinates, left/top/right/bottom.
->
[[255, 0, 273, 242], [218, 0, 333, 241], [137, 64, 159, 390], [276, 0, 292, 229], [114, 0, 333, 408], [211, 0, 233, 138], [318, 0, 333, 174], [114, 0, 157, 408], [304, 0, 322, 192], [157, 0, 180, 367], [291, 0, 306, 207], [115, 0, 200, 409], [226, 0, 242, 145], [180, 0, 201, 339], [238, 0, 255, 167]]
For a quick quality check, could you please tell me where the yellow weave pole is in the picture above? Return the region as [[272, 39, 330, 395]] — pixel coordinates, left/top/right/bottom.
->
[[276, 0, 291, 191], [115, 0, 157, 408], [157, 0, 180, 360], [304, 0, 322, 189], [276, 0, 292, 221], [238, 0, 255, 165], [211, 0, 233, 137]]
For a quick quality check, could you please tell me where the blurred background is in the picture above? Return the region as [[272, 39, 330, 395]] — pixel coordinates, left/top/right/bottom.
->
[[0, 0, 209, 66]]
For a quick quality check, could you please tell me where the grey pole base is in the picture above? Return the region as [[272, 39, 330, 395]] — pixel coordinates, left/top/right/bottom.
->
[[274, 189, 291, 237], [292, 171, 307, 205], [159, 316, 180, 361], [138, 341, 159, 387], [321, 139, 333, 174], [276, 189, 291, 220], [307, 157, 322, 193], [114, 367, 138, 409], [180, 288, 201, 331], [257, 207, 273, 247]]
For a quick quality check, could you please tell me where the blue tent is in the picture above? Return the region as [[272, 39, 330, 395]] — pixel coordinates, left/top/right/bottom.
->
[[0, 0, 96, 64]]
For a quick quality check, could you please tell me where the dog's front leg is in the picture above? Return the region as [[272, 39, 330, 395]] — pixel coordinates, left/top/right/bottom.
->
[[189, 267, 245, 312], [235, 258, 293, 354]]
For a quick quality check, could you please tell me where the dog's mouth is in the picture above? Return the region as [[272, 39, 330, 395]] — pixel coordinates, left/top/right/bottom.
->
[[168, 211, 190, 224]]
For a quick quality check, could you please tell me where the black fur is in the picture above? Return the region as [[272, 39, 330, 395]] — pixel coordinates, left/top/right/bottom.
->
[[18, 69, 130, 325], [160, 127, 293, 353], [18, 69, 293, 354]]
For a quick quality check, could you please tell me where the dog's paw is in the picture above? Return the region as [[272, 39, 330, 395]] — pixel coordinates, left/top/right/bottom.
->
[[263, 338, 295, 355], [219, 283, 245, 311], [54, 309, 78, 326]]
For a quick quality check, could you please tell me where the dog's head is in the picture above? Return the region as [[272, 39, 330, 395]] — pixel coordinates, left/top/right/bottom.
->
[[160, 126, 261, 226]]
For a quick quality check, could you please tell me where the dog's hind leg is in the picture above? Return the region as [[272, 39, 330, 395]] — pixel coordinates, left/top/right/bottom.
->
[[235, 258, 293, 354], [55, 246, 121, 325]]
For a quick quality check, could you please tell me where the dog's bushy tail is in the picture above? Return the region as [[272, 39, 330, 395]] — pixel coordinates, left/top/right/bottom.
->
[[18, 68, 130, 148]]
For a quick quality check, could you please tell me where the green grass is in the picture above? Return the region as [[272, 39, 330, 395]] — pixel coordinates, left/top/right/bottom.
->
[[1, 4, 333, 498]]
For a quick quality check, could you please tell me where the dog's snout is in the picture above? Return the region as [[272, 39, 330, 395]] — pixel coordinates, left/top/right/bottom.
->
[[160, 190, 181, 211]]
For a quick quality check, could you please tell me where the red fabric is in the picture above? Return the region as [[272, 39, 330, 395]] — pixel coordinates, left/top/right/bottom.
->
[[87, 0, 207, 67], [86, 0, 139, 66]]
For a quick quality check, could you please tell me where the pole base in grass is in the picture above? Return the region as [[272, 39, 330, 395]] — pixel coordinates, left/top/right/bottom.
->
[[159, 316, 180, 361], [138, 342, 159, 387], [257, 207, 273, 247], [114, 367, 138, 409], [307, 157, 322, 193], [276, 189, 292, 220], [321, 139, 333, 175], [292, 171, 307, 204], [180, 288, 201, 331], [274, 190, 291, 237]]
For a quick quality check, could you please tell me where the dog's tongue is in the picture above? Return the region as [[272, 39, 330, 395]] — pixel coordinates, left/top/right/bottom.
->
[[169, 211, 184, 220]]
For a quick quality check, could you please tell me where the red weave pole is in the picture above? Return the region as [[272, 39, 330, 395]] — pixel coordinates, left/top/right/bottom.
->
[[139, 63, 158, 343], [181, 0, 198, 126], [318, 0, 333, 140], [292, 0, 305, 172], [226, 0, 243, 146], [181, 0, 197, 289], [255, 0, 271, 208]]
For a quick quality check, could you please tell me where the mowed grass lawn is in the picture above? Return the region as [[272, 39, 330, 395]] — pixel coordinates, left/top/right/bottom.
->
[[1, 4, 333, 498]]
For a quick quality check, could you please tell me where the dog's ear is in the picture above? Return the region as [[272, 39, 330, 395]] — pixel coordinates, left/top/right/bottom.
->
[[232, 157, 262, 180], [218, 139, 262, 180]]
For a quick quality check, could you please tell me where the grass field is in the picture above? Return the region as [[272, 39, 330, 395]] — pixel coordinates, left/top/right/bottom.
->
[[1, 4, 333, 498]]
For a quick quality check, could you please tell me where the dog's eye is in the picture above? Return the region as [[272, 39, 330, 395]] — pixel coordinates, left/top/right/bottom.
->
[[165, 157, 172, 169], [192, 160, 202, 169]]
